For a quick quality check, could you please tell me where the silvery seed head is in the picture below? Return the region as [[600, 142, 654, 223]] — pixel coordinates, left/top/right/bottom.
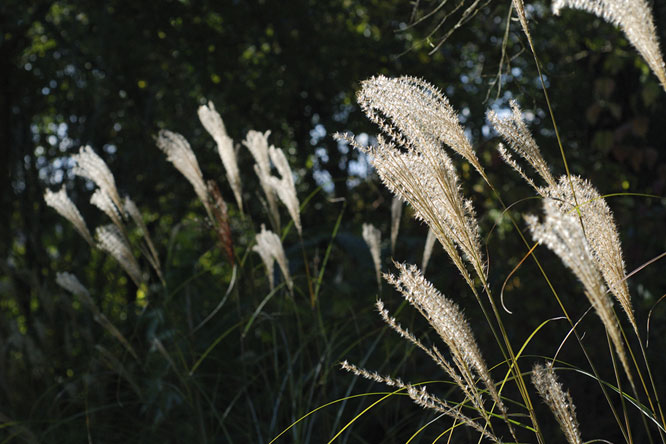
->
[[96, 224, 143, 287], [72, 145, 123, 212], [253, 225, 293, 292], [44, 186, 94, 247], [198, 101, 244, 212], [552, 0, 666, 90], [532, 363, 583, 444], [156, 129, 213, 220], [268, 146, 301, 235]]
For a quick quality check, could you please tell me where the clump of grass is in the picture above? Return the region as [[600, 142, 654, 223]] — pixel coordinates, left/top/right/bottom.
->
[[338, 65, 666, 441]]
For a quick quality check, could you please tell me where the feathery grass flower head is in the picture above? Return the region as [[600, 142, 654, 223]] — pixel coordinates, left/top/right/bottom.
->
[[72, 145, 123, 211], [96, 224, 143, 287], [156, 129, 213, 220], [243, 129, 272, 176], [552, 0, 666, 90], [543, 175, 635, 330], [487, 100, 557, 191], [351, 133, 483, 289], [362, 223, 382, 287], [243, 130, 280, 226], [532, 363, 583, 444], [342, 76, 487, 288], [198, 101, 244, 212], [385, 262, 507, 416], [91, 188, 125, 231], [44, 186, 94, 247], [526, 198, 632, 384], [268, 146, 301, 235], [253, 225, 292, 292], [340, 360, 501, 443], [357, 75, 487, 179]]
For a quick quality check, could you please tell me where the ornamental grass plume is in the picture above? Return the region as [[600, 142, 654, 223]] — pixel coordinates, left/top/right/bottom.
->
[[544, 176, 636, 333], [91, 188, 125, 232], [341, 263, 513, 441], [253, 225, 293, 293], [156, 129, 213, 220], [267, 146, 301, 235], [532, 363, 583, 444], [385, 263, 509, 421], [362, 223, 382, 287], [96, 224, 143, 288], [243, 130, 280, 227], [198, 101, 244, 212], [490, 101, 636, 332], [337, 131, 483, 291], [44, 186, 94, 247], [356, 75, 488, 181], [72, 145, 123, 212], [552, 0, 666, 90], [526, 199, 633, 386], [390, 196, 402, 254], [338, 76, 486, 291], [340, 360, 502, 444], [487, 100, 557, 192]]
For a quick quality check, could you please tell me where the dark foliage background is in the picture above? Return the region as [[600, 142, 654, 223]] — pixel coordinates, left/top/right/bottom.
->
[[2, 0, 666, 442]]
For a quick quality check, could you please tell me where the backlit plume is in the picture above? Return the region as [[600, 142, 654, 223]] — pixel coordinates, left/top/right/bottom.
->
[[243, 130, 280, 227], [343, 132, 484, 291], [356, 75, 487, 180], [72, 145, 123, 211], [44, 186, 94, 247], [532, 363, 583, 444], [338, 76, 486, 290], [543, 176, 635, 332], [385, 263, 508, 419], [253, 225, 293, 293], [526, 199, 632, 385], [198, 101, 244, 212], [91, 188, 125, 231], [156, 129, 213, 220], [96, 224, 143, 287], [552, 0, 666, 90], [268, 146, 301, 235], [487, 100, 557, 191]]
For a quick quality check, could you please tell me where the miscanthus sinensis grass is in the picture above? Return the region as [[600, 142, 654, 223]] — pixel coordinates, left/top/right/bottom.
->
[[338, 69, 665, 442]]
